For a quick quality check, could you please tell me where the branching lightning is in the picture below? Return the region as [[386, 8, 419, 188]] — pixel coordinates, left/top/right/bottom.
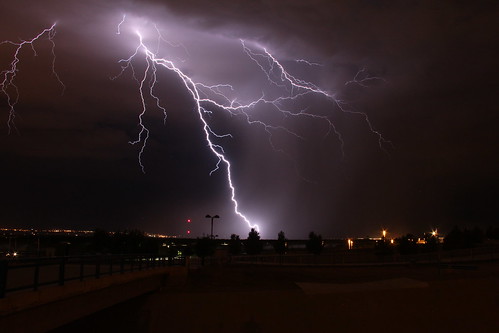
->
[[115, 18, 389, 233], [0, 16, 389, 234], [0, 23, 64, 133], [115, 29, 260, 231]]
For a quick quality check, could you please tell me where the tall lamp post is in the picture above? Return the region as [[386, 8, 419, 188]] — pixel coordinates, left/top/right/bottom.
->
[[205, 214, 219, 239]]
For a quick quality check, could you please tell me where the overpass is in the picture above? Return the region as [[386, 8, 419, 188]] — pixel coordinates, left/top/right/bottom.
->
[[0, 255, 187, 332]]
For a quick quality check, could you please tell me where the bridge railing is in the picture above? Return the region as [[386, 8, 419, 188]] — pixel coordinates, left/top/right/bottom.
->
[[0, 254, 185, 298], [228, 245, 498, 266]]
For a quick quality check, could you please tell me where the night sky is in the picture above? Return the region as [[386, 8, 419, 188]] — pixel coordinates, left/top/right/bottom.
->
[[1, 1, 497, 239]]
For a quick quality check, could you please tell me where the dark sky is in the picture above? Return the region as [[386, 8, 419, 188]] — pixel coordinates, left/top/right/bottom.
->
[[0, 0, 497, 239]]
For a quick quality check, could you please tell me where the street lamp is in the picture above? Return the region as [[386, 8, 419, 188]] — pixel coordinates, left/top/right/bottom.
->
[[205, 214, 220, 239]]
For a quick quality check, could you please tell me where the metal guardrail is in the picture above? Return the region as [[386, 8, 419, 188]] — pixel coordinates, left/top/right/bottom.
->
[[0, 254, 185, 298], [228, 245, 499, 266]]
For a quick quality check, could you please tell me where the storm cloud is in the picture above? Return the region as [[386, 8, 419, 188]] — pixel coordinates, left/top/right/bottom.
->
[[0, 0, 497, 238]]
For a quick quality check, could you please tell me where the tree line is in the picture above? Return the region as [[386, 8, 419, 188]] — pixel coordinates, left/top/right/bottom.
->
[[193, 229, 325, 264], [195, 225, 499, 261], [379, 225, 498, 255], [89, 225, 499, 260]]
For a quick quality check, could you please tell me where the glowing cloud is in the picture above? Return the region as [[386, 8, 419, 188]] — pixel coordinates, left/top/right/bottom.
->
[[114, 16, 388, 232]]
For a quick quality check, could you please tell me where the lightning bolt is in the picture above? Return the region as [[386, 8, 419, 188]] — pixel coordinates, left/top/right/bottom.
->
[[115, 29, 260, 231], [115, 19, 390, 233], [0, 23, 64, 134], [116, 14, 126, 35], [239, 41, 390, 153]]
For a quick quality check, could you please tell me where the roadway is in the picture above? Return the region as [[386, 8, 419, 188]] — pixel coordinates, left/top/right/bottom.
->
[[51, 261, 499, 333]]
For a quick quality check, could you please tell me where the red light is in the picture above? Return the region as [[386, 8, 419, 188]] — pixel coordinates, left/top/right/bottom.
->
[[187, 219, 191, 223], [187, 230, 191, 234]]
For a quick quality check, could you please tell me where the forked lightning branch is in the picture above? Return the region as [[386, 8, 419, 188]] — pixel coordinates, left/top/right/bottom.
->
[[1, 18, 388, 233]]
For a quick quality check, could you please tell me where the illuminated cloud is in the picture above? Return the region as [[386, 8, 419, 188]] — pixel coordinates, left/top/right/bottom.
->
[[0, 1, 497, 238]]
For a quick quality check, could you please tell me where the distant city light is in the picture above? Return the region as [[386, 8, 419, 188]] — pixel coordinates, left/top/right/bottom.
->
[[0, 228, 176, 238]]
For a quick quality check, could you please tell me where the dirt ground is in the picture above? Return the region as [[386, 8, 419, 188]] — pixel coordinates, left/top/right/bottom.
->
[[51, 262, 499, 332]]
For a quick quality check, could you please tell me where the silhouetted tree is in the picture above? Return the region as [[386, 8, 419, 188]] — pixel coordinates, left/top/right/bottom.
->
[[443, 226, 484, 250], [470, 226, 484, 244], [375, 238, 394, 255], [194, 236, 216, 265], [486, 226, 499, 240], [443, 226, 464, 250], [166, 244, 178, 266], [423, 233, 438, 252], [92, 228, 111, 253], [273, 231, 287, 255], [109, 229, 159, 254], [245, 228, 263, 255], [306, 231, 323, 255], [182, 244, 194, 257], [111, 229, 146, 253], [228, 234, 242, 255], [397, 234, 418, 255]]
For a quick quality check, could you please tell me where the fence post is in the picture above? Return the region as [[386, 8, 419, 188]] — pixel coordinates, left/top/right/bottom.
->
[[80, 258, 84, 282], [34, 260, 40, 291], [109, 256, 113, 276], [58, 257, 66, 286], [0, 260, 7, 298], [95, 256, 101, 279], [120, 255, 124, 274]]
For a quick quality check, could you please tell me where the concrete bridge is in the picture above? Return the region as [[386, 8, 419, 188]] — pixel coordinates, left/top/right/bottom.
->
[[0, 255, 187, 332]]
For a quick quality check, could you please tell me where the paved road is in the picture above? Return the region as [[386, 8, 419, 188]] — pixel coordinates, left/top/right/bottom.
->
[[51, 262, 499, 333]]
